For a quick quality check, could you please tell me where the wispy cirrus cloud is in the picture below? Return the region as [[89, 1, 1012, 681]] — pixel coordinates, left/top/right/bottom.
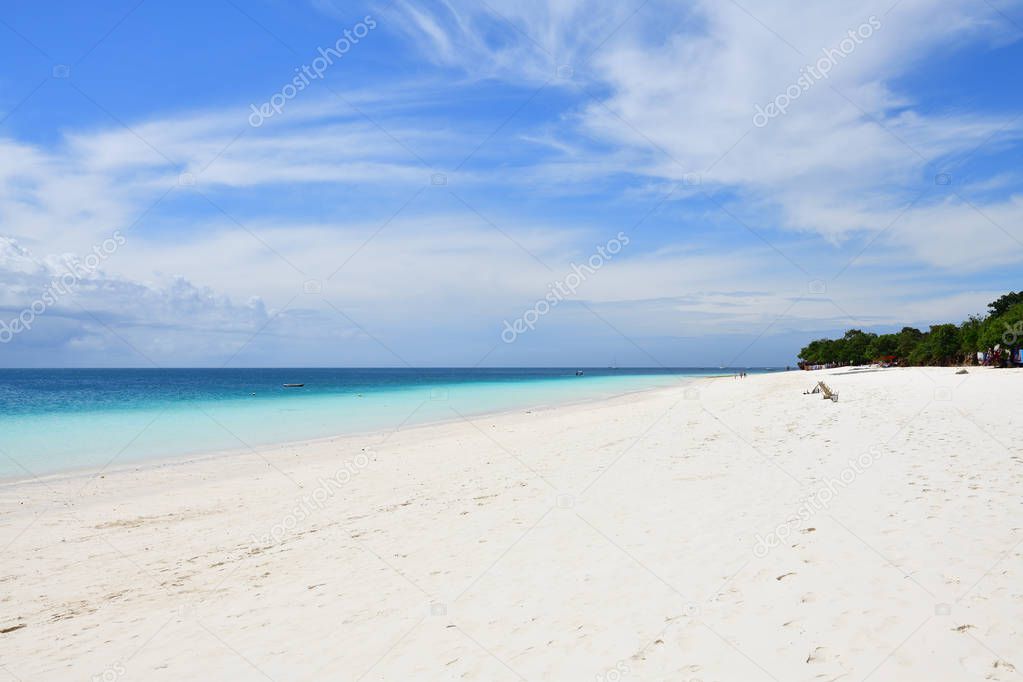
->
[[386, 0, 1023, 269]]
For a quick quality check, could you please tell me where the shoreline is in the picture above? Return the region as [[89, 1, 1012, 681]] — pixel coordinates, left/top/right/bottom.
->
[[0, 375, 705, 489]]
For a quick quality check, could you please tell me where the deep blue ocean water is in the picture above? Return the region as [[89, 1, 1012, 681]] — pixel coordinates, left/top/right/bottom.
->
[[0, 368, 779, 478]]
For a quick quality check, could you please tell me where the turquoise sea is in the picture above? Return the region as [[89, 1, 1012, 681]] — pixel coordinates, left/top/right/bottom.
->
[[0, 368, 778, 479]]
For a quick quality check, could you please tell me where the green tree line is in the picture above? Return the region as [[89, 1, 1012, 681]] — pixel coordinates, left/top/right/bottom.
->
[[798, 292, 1023, 367]]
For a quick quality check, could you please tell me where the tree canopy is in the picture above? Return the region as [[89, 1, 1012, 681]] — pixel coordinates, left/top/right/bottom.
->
[[798, 293, 1023, 367], [987, 291, 1023, 317]]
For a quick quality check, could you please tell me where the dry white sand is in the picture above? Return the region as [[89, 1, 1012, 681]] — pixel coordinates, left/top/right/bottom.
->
[[1, 367, 1021, 681]]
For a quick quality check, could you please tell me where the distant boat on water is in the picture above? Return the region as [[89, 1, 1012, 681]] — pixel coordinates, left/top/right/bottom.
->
[[575, 370, 584, 376], [282, 383, 305, 388]]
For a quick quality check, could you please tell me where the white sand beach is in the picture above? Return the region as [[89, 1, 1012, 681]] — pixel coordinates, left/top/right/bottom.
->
[[1, 367, 1021, 681]]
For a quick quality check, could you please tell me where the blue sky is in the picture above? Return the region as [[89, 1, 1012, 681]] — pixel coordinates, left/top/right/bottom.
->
[[1, 0, 1022, 367]]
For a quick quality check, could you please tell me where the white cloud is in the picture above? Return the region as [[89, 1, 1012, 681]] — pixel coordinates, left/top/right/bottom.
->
[[0, 235, 268, 326], [381, 0, 639, 82], [389, 0, 1023, 269]]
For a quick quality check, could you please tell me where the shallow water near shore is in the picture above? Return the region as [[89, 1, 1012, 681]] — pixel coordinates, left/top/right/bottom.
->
[[0, 368, 777, 478]]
